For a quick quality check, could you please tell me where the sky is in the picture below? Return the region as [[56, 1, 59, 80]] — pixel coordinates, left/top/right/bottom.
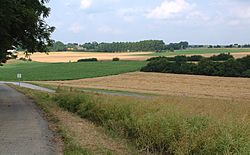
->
[[45, 0, 250, 45]]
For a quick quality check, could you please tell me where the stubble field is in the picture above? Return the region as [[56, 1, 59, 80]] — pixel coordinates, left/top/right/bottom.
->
[[17, 50, 250, 62], [32, 72, 250, 101]]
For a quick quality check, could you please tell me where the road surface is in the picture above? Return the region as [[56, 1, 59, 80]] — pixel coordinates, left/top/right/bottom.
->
[[0, 83, 61, 154], [0, 81, 56, 92]]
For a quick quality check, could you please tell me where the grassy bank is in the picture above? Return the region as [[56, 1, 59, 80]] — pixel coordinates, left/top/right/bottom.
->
[[0, 61, 147, 81], [53, 90, 249, 154], [10, 84, 132, 154]]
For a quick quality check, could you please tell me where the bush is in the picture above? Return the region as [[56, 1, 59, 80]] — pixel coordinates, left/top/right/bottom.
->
[[19, 57, 26, 61], [209, 53, 234, 61], [187, 55, 204, 61], [141, 55, 250, 78], [77, 58, 98, 62], [112, 57, 119, 61], [1, 59, 7, 63], [146, 56, 167, 61]]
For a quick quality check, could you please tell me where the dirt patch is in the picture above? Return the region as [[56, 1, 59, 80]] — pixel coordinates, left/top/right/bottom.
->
[[31, 72, 250, 101]]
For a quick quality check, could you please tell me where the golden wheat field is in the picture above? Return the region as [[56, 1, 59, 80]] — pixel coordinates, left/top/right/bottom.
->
[[31, 72, 250, 101], [17, 52, 153, 62], [17, 51, 250, 62]]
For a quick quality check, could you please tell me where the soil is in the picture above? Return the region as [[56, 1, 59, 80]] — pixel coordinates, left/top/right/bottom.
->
[[31, 72, 250, 101]]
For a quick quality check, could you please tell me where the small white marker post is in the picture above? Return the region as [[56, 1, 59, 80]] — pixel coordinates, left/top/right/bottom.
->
[[17, 74, 21, 86]]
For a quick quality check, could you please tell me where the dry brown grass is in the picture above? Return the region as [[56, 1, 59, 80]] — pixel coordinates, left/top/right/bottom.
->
[[53, 108, 132, 154], [31, 72, 250, 101]]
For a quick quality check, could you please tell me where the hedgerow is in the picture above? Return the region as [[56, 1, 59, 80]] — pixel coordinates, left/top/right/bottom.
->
[[142, 55, 250, 78]]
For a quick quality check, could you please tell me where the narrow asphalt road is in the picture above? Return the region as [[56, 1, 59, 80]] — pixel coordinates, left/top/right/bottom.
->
[[0, 81, 56, 92], [0, 83, 61, 154]]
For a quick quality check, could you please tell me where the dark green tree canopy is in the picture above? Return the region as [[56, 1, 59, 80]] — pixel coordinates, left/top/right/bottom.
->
[[0, 0, 55, 64]]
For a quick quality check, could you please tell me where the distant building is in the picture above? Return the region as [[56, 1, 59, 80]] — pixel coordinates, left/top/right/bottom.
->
[[76, 46, 87, 50]]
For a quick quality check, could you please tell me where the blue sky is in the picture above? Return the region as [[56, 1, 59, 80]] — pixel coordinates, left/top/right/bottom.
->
[[45, 0, 250, 45]]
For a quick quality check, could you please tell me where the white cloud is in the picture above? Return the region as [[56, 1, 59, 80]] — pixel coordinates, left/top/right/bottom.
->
[[187, 11, 209, 21], [68, 23, 84, 33], [234, 7, 250, 19], [80, 0, 91, 10], [118, 8, 144, 22], [65, 2, 70, 6], [147, 0, 196, 19], [228, 20, 240, 26], [113, 29, 124, 35], [97, 26, 111, 33], [97, 26, 124, 35], [104, 0, 120, 2]]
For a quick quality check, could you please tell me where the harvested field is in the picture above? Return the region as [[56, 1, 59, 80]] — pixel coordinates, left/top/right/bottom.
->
[[31, 72, 250, 101], [16, 51, 250, 63], [17, 52, 153, 62]]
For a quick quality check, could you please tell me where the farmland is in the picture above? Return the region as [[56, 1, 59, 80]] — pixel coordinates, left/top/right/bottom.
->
[[31, 72, 250, 101], [0, 61, 147, 81], [15, 48, 250, 63], [2, 49, 250, 154], [132, 48, 250, 58]]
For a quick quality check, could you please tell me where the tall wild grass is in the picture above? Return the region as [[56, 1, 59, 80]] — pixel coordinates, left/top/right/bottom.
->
[[53, 91, 249, 154]]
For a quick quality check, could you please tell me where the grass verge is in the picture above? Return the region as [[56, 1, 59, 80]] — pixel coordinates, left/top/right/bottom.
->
[[26, 82, 158, 97], [53, 90, 249, 154]]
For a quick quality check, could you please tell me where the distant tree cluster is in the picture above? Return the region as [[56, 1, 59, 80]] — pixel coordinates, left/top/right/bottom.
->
[[165, 41, 189, 51], [96, 40, 166, 52], [49, 41, 67, 51], [242, 44, 250, 48], [141, 54, 250, 78], [82, 41, 98, 50], [147, 53, 233, 62], [201, 44, 250, 49], [49, 40, 189, 52]]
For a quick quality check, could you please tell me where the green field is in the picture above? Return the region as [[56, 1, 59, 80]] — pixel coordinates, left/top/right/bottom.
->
[[133, 48, 250, 56], [0, 61, 147, 81]]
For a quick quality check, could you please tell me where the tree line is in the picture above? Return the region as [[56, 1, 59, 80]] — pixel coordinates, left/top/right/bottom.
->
[[49, 40, 189, 52], [141, 54, 250, 78]]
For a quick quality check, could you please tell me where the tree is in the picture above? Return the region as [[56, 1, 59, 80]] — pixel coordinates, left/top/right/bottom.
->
[[49, 41, 66, 51], [0, 0, 55, 64]]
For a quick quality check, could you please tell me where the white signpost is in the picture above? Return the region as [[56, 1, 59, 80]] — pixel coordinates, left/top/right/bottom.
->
[[17, 74, 21, 86]]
